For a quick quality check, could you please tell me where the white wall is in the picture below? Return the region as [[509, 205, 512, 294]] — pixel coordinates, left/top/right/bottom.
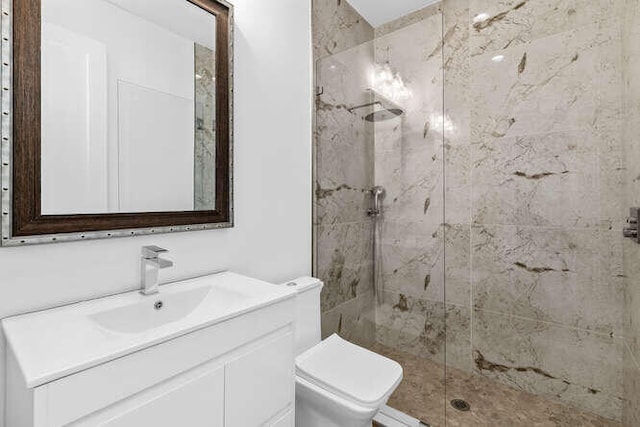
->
[[0, 0, 312, 423]]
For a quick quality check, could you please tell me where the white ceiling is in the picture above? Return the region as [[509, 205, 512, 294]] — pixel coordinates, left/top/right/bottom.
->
[[347, 0, 441, 28]]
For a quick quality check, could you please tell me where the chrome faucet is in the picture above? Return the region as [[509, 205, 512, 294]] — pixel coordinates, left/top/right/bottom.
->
[[140, 246, 174, 295]]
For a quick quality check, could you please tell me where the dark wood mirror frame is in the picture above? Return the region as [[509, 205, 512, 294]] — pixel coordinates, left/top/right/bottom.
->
[[4, 0, 233, 245]]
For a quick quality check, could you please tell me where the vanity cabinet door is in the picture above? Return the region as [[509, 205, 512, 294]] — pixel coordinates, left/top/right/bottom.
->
[[225, 332, 294, 426], [70, 364, 225, 427]]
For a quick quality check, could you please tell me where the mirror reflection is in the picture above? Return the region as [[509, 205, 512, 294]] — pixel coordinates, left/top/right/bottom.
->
[[40, 0, 217, 214]]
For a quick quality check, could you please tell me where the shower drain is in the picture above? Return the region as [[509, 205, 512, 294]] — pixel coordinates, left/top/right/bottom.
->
[[450, 399, 471, 412]]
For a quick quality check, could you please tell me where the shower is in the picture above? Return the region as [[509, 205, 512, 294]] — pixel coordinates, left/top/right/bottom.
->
[[347, 101, 403, 122], [315, 0, 639, 425], [347, 88, 405, 122]]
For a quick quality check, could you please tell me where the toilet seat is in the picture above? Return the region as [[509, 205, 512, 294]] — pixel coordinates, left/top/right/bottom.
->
[[295, 334, 403, 409]]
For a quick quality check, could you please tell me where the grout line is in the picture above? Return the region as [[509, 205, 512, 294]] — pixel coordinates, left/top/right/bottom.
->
[[467, 125, 623, 143], [468, 223, 621, 232], [321, 290, 375, 316], [473, 307, 625, 340]]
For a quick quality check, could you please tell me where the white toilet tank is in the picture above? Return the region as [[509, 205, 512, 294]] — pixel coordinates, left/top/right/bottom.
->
[[283, 277, 324, 356]]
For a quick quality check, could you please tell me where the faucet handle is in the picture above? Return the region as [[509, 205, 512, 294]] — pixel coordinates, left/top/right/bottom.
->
[[142, 245, 169, 258]]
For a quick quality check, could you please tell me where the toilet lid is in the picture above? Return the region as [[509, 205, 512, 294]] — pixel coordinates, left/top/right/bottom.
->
[[295, 334, 403, 408]]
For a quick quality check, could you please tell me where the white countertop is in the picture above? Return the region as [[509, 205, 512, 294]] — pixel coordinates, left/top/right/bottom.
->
[[2, 271, 296, 388]]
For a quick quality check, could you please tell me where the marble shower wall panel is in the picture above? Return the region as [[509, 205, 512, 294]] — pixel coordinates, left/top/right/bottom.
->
[[373, 18, 444, 160], [316, 222, 373, 313], [376, 291, 445, 363], [375, 4, 442, 38], [443, 0, 471, 140], [371, 5, 450, 370], [473, 310, 624, 421], [622, 0, 640, 424], [321, 291, 376, 347], [316, 45, 374, 226], [468, 0, 623, 58], [469, 23, 622, 140], [379, 223, 469, 307], [313, 0, 374, 60], [472, 225, 624, 336], [454, 0, 626, 420], [313, 1, 376, 346], [370, 1, 477, 377], [442, 0, 475, 379], [470, 22, 624, 229], [194, 43, 216, 211], [375, 290, 471, 372], [471, 132, 599, 228], [375, 147, 442, 227]]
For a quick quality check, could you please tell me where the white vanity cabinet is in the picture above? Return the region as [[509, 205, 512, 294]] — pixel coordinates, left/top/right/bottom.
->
[[3, 273, 297, 427]]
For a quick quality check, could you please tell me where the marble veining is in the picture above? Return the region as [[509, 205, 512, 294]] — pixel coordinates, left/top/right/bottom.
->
[[472, 224, 624, 336], [313, 0, 374, 60], [374, 3, 442, 38], [471, 131, 600, 228], [314, 0, 631, 423], [194, 43, 216, 210], [470, 24, 622, 144], [314, 3, 377, 341], [465, 0, 627, 419], [473, 309, 624, 421], [316, 222, 372, 313], [371, 342, 622, 427], [321, 291, 376, 347], [469, 0, 623, 57]]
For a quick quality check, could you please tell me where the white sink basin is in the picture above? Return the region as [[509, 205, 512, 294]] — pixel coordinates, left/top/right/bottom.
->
[[91, 286, 213, 334], [2, 272, 296, 388]]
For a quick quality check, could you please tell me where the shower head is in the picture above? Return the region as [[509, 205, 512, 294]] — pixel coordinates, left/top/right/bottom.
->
[[347, 87, 405, 122], [347, 101, 404, 122], [365, 108, 403, 122]]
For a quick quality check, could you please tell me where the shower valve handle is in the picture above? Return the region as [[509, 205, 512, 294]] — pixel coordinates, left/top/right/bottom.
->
[[624, 207, 640, 242]]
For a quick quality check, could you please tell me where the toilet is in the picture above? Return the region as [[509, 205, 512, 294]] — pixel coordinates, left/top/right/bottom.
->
[[285, 277, 403, 427]]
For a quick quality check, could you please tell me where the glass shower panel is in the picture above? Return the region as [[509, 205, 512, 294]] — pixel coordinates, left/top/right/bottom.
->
[[314, 2, 447, 425], [315, 39, 377, 349], [371, 8, 447, 427]]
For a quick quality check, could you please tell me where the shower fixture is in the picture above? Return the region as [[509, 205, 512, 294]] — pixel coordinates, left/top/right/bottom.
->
[[624, 207, 640, 242], [347, 88, 405, 122], [365, 107, 404, 122], [368, 186, 386, 217], [347, 101, 403, 122], [369, 186, 385, 305]]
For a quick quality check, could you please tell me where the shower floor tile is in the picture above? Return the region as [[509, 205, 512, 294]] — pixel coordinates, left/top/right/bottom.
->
[[370, 343, 621, 427]]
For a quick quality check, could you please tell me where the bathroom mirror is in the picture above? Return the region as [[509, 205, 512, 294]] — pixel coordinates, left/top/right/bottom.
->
[[2, 0, 233, 245]]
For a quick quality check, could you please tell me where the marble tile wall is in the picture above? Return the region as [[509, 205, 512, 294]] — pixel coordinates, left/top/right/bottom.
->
[[462, 0, 627, 421], [314, 0, 632, 422], [371, 7, 449, 369], [622, 0, 640, 425], [372, 0, 628, 421], [374, 3, 442, 38], [312, 0, 374, 61], [194, 43, 216, 210], [313, 1, 376, 346]]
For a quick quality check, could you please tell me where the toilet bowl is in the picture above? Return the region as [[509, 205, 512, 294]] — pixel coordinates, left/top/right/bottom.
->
[[282, 277, 403, 427], [295, 334, 403, 427]]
